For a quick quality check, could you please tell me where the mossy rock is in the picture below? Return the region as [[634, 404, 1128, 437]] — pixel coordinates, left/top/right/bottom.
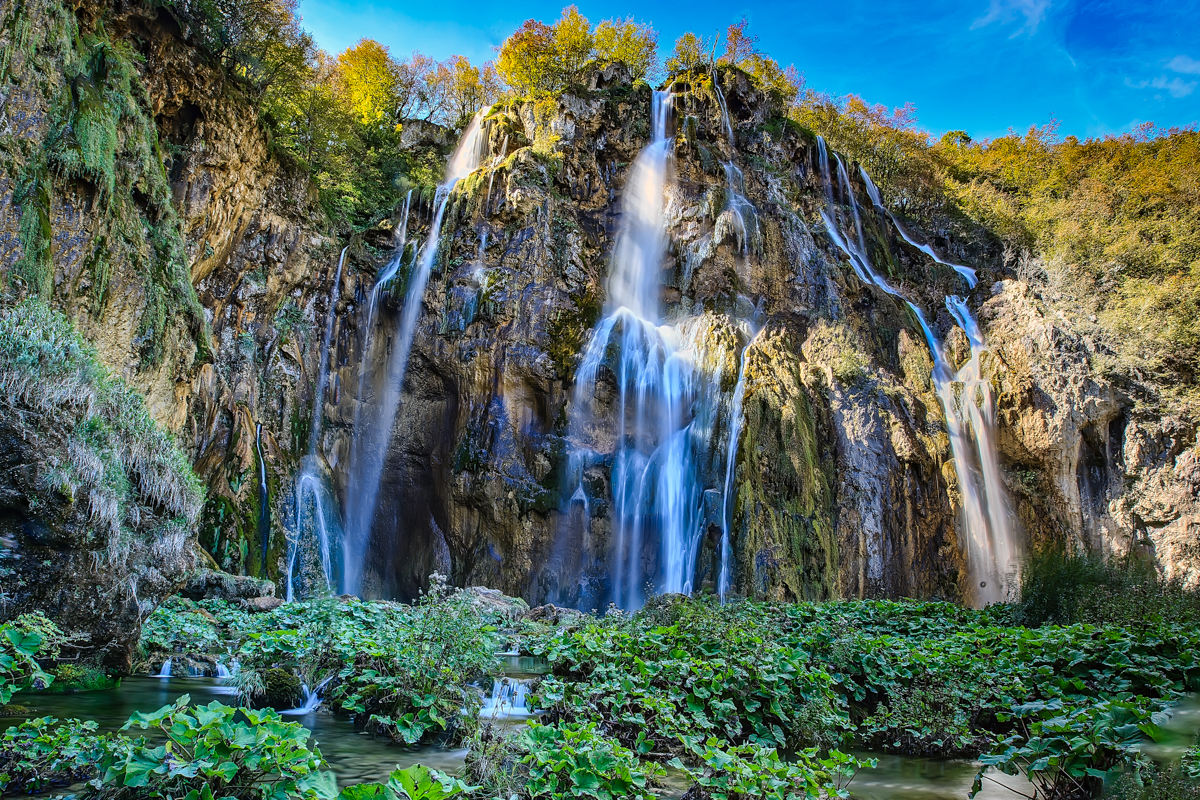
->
[[253, 668, 302, 710]]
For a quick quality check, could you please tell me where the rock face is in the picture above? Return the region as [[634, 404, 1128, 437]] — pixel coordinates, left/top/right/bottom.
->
[[2, 0, 1198, 633]]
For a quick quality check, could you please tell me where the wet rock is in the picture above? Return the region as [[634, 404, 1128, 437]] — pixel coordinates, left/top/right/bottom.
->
[[241, 597, 285, 613], [181, 569, 276, 602]]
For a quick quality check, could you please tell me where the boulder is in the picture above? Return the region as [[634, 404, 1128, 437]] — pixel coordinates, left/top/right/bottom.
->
[[181, 569, 276, 602]]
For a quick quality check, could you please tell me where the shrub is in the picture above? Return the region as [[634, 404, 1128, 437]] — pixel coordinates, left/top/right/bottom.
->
[[1016, 545, 1200, 627], [0, 617, 58, 704], [93, 697, 335, 800], [0, 716, 108, 794], [519, 721, 664, 800]]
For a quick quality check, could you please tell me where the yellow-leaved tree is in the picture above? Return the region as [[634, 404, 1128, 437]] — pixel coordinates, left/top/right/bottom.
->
[[593, 17, 660, 82], [337, 39, 399, 127], [496, 20, 560, 95]]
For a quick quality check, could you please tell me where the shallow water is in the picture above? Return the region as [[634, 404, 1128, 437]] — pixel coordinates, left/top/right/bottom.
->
[[7, 678, 1189, 798], [849, 754, 1033, 799], [1, 676, 465, 786]]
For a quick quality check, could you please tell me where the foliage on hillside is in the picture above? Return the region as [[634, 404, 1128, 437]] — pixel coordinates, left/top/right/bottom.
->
[[0, 300, 204, 553]]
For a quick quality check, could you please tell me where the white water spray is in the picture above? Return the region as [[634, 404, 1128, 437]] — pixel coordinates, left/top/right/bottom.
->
[[718, 327, 761, 600], [342, 109, 490, 596], [281, 674, 335, 716], [285, 247, 346, 600]]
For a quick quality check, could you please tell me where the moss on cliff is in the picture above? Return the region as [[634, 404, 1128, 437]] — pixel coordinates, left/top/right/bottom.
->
[[736, 331, 838, 600], [0, 0, 210, 367]]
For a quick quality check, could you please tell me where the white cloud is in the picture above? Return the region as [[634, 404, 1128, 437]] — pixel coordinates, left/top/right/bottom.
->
[[1167, 54, 1200, 75], [971, 0, 1052, 36], [1125, 75, 1198, 99]]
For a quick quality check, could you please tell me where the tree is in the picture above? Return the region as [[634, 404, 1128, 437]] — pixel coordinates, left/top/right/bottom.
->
[[665, 31, 715, 74], [496, 19, 560, 95], [593, 17, 660, 82], [743, 54, 802, 108], [720, 16, 758, 66], [553, 6, 594, 83], [337, 39, 400, 126]]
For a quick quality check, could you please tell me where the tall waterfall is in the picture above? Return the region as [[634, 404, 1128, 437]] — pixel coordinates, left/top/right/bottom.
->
[[816, 135, 1020, 603], [567, 92, 715, 609], [342, 109, 490, 596], [718, 327, 760, 600], [286, 246, 347, 601]]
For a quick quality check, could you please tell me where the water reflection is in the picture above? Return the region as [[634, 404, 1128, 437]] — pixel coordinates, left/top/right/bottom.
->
[[850, 753, 1033, 800]]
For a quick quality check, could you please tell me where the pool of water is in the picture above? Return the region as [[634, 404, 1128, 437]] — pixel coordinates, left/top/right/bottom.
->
[[6, 678, 1192, 798], [849, 753, 1033, 799], [2, 676, 464, 786]]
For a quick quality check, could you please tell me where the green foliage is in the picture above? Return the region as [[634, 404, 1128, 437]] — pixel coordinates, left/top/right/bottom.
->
[[974, 699, 1160, 799], [519, 721, 664, 800], [669, 737, 869, 800], [47, 660, 117, 693], [0, 716, 108, 794], [94, 697, 335, 800], [0, 618, 57, 704], [228, 578, 497, 744], [1016, 544, 1200, 627], [0, 300, 204, 554], [339, 765, 474, 800]]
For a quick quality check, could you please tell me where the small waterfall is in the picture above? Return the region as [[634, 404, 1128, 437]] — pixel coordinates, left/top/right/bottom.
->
[[816, 135, 1018, 603], [711, 67, 735, 145], [722, 161, 757, 254], [718, 327, 761, 600], [859, 167, 977, 287], [479, 678, 535, 721], [285, 247, 346, 600], [254, 423, 269, 577], [281, 675, 334, 716], [214, 662, 238, 695], [343, 108, 490, 596], [155, 658, 172, 678]]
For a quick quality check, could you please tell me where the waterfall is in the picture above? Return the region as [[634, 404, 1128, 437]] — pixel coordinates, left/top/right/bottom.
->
[[816, 135, 1019, 603], [254, 423, 269, 577], [722, 161, 757, 254], [285, 247, 346, 601], [155, 658, 172, 678], [567, 91, 714, 609], [485, 135, 509, 214], [718, 328, 761, 600], [280, 675, 334, 716], [859, 167, 978, 287], [711, 67, 735, 145], [342, 108, 490, 597], [214, 662, 239, 695], [479, 677, 535, 721]]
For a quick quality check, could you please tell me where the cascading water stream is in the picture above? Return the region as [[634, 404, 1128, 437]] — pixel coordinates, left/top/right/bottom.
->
[[155, 658, 172, 678], [859, 167, 977, 287], [281, 674, 335, 716], [342, 109, 490, 596], [816, 135, 1018, 602], [255, 422, 269, 575], [718, 327, 761, 600], [567, 91, 714, 609], [285, 246, 346, 600]]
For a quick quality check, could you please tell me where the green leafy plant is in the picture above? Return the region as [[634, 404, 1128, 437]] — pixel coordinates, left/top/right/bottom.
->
[[519, 721, 665, 800], [0, 619, 56, 704], [93, 697, 335, 800], [973, 699, 1160, 799], [0, 716, 108, 794], [337, 765, 475, 800], [669, 736, 871, 800]]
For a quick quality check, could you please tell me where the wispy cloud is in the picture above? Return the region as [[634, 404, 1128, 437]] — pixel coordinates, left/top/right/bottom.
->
[[971, 0, 1052, 37], [1125, 75, 1198, 99], [1166, 54, 1200, 75]]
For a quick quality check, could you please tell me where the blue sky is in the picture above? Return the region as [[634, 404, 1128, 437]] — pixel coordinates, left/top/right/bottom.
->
[[298, 0, 1200, 140]]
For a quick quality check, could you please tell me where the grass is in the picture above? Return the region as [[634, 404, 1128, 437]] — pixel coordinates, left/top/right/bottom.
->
[[1016, 543, 1200, 627], [0, 300, 203, 563]]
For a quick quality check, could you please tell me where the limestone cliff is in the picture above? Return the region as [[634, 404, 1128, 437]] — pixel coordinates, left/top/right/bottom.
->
[[2, 0, 1197, 644]]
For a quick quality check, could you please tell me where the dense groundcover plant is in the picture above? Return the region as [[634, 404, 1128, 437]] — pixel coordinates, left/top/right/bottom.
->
[[39, 575, 1200, 800]]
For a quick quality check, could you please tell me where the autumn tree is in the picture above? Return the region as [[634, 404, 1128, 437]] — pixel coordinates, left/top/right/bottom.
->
[[720, 16, 758, 65], [665, 31, 715, 73], [496, 20, 560, 95], [593, 17, 660, 81], [338, 39, 400, 126], [553, 6, 594, 81]]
